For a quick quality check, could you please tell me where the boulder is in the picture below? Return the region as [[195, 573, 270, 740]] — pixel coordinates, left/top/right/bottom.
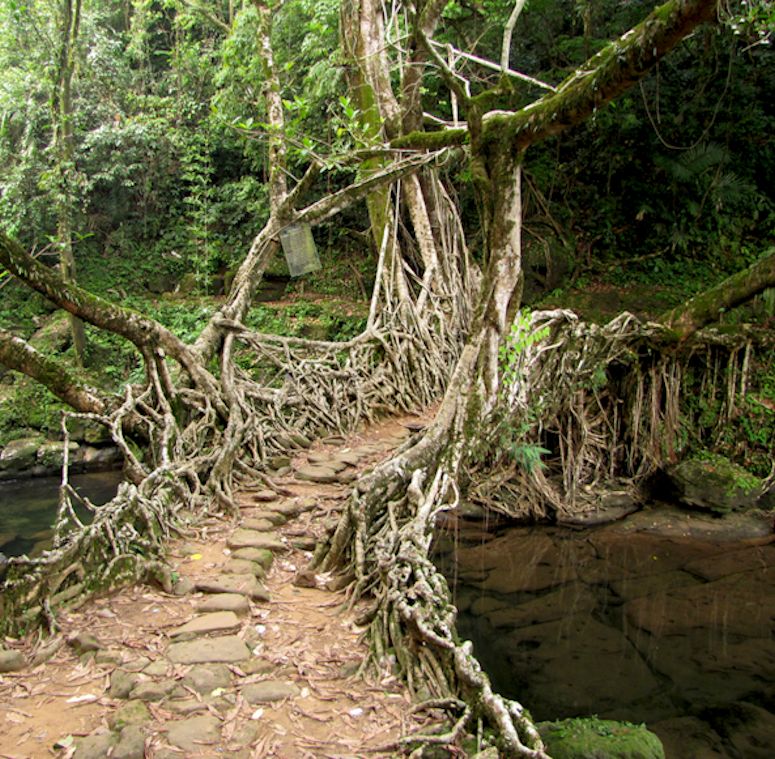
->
[[538, 717, 665, 759], [36, 440, 79, 469], [0, 648, 25, 672], [667, 456, 764, 514], [0, 437, 43, 472]]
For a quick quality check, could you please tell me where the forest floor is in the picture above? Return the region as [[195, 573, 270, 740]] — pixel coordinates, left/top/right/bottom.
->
[[0, 413, 439, 758]]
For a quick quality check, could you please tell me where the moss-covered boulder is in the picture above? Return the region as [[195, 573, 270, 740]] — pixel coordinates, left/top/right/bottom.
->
[[37, 440, 79, 469], [668, 454, 764, 514], [0, 436, 43, 473], [538, 717, 665, 759]]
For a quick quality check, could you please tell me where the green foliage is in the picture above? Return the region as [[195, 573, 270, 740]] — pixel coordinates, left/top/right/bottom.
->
[[475, 310, 554, 473], [499, 310, 551, 390], [0, 379, 66, 445], [538, 717, 665, 759]]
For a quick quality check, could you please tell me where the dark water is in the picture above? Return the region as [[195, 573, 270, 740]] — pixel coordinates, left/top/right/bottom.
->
[[435, 514, 775, 757], [0, 470, 124, 557]]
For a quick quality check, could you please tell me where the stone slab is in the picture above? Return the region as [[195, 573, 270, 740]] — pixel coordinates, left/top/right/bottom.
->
[[241, 680, 300, 703], [166, 635, 250, 664], [196, 593, 250, 615], [247, 510, 287, 526], [230, 547, 274, 569], [170, 611, 241, 637], [241, 518, 276, 532], [227, 529, 285, 552], [223, 558, 265, 577], [294, 465, 338, 483], [195, 574, 270, 601], [166, 715, 220, 752]]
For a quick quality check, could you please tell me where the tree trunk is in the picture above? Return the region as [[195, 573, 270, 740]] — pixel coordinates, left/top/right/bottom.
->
[[661, 248, 775, 337], [53, 0, 86, 364]]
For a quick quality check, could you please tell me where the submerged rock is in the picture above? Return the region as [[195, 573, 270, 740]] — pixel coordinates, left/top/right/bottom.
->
[[538, 717, 665, 759]]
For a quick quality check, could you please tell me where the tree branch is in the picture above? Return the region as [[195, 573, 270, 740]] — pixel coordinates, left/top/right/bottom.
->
[[661, 248, 775, 337], [0, 232, 219, 395], [394, 0, 717, 151], [0, 328, 108, 414]]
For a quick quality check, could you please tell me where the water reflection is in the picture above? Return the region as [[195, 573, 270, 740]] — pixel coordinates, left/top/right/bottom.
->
[[0, 470, 124, 556], [434, 516, 775, 754]]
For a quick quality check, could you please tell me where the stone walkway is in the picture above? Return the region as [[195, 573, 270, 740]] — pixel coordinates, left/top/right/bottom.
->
[[0, 418, 434, 758]]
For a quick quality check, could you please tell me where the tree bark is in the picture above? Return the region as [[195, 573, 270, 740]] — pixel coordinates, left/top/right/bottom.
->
[[661, 248, 775, 337]]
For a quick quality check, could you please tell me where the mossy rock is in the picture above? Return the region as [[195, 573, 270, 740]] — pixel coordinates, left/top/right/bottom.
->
[[0, 436, 44, 472], [37, 440, 79, 469], [668, 453, 764, 514], [538, 717, 665, 759]]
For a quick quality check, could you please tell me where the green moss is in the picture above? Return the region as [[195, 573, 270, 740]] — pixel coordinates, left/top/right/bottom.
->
[[538, 717, 665, 759], [691, 450, 762, 495]]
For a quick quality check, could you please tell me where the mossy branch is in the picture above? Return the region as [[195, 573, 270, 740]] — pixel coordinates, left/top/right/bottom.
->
[[0, 327, 108, 414], [661, 248, 775, 338], [392, 0, 717, 153]]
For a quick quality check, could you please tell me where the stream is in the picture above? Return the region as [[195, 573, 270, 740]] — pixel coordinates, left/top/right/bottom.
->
[[434, 506, 775, 757], [0, 470, 124, 557]]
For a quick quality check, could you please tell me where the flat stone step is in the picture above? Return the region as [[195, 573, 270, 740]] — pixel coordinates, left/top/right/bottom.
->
[[170, 611, 241, 638], [166, 635, 250, 664], [196, 574, 270, 601], [250, 489, 278, 503], [294, 465, 338, 483], [227, 529, 286, 552], [196, 593, 250, 615], [223, 557, 265, 578], [247, 509, 288, 526], [166, 715, 221, 752], [230, 547, 274, 569], [241, 680, 301, 703], [333, 452, 360, 466], [241, 517, 276, 532]]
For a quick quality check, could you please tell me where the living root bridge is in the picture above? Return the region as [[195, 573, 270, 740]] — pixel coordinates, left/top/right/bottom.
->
[[314, 307, 772, 757]]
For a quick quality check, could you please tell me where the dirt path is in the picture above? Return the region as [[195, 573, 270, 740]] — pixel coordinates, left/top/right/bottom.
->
[[0, 415, 436, 758]]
